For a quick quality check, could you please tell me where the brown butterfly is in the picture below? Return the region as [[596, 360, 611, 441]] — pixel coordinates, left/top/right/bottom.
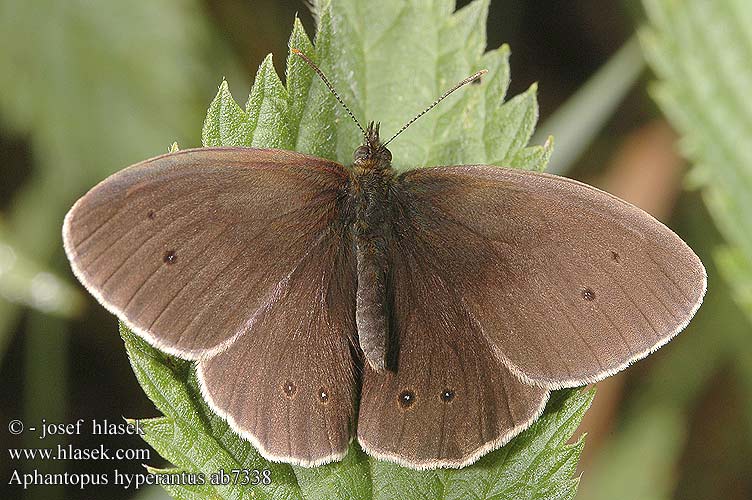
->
[[62, 50, 706, 470]]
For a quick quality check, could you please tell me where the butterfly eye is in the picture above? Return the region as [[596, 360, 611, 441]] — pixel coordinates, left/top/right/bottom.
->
[[381, 148, 392, 162], [353, 146, 370, 162]]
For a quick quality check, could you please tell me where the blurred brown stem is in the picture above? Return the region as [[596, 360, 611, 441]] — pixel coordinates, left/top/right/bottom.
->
[[576, 119, 684, 468]]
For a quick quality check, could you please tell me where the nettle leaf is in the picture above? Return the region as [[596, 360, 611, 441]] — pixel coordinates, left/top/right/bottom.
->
[[127, 0, 589, 498], [202, 0, 548, 171], [641, 0, 752, 324], [0, 0, 223, 357]]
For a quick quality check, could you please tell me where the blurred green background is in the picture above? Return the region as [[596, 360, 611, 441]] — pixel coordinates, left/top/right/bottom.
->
[[1, 1, 750, 499]]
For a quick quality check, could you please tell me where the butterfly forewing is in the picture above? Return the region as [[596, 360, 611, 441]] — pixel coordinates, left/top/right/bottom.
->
[[63, 147, 359, 465], [394, 165, 706, 389]]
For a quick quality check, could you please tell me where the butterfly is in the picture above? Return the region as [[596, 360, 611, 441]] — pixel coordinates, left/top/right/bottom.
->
[[62, 50, 706, 470]]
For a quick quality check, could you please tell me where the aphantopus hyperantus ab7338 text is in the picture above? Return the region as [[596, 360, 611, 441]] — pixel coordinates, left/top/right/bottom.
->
[[63, 49, 706, 470]]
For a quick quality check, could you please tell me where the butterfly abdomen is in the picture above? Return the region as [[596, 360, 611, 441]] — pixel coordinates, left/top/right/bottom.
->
[[351, 164, 395, 372]]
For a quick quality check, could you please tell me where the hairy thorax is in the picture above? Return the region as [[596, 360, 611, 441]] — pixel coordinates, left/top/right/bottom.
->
[[351, 158, 395, 237]]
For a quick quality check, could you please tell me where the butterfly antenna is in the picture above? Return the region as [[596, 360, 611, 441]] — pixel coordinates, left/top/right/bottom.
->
[[381, 69, 488, 149], [291, 48, 367, 137]]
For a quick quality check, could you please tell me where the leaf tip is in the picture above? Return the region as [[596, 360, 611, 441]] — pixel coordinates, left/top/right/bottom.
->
[[260, 52, 275, 69], [292, 13, 305, 31]]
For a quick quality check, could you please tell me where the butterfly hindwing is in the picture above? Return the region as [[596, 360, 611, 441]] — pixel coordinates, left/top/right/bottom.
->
[[356, 228, 550, 467], [197, 226, 358, 465]]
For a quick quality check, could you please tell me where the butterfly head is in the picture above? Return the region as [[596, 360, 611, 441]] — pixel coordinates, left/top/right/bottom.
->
[[353, 121, 392, 168]]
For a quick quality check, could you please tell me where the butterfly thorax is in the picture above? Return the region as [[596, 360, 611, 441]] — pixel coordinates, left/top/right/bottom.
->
[[350, 121, 395, 235], [349, 121, 395, 372]]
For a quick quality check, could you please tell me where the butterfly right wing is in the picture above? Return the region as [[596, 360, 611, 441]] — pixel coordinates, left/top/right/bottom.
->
[[358, 162, 705, 469], [387, 165, 706, 389]]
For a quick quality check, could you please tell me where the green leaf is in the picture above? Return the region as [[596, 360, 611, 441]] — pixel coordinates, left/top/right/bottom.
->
[[203, 80, 255, 148], [127, 1, 592, 498], [0, 225, 85, 320], [640, 0, 752, 326], [201, 0, 548, 172], [0, 0, 236, 357]]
